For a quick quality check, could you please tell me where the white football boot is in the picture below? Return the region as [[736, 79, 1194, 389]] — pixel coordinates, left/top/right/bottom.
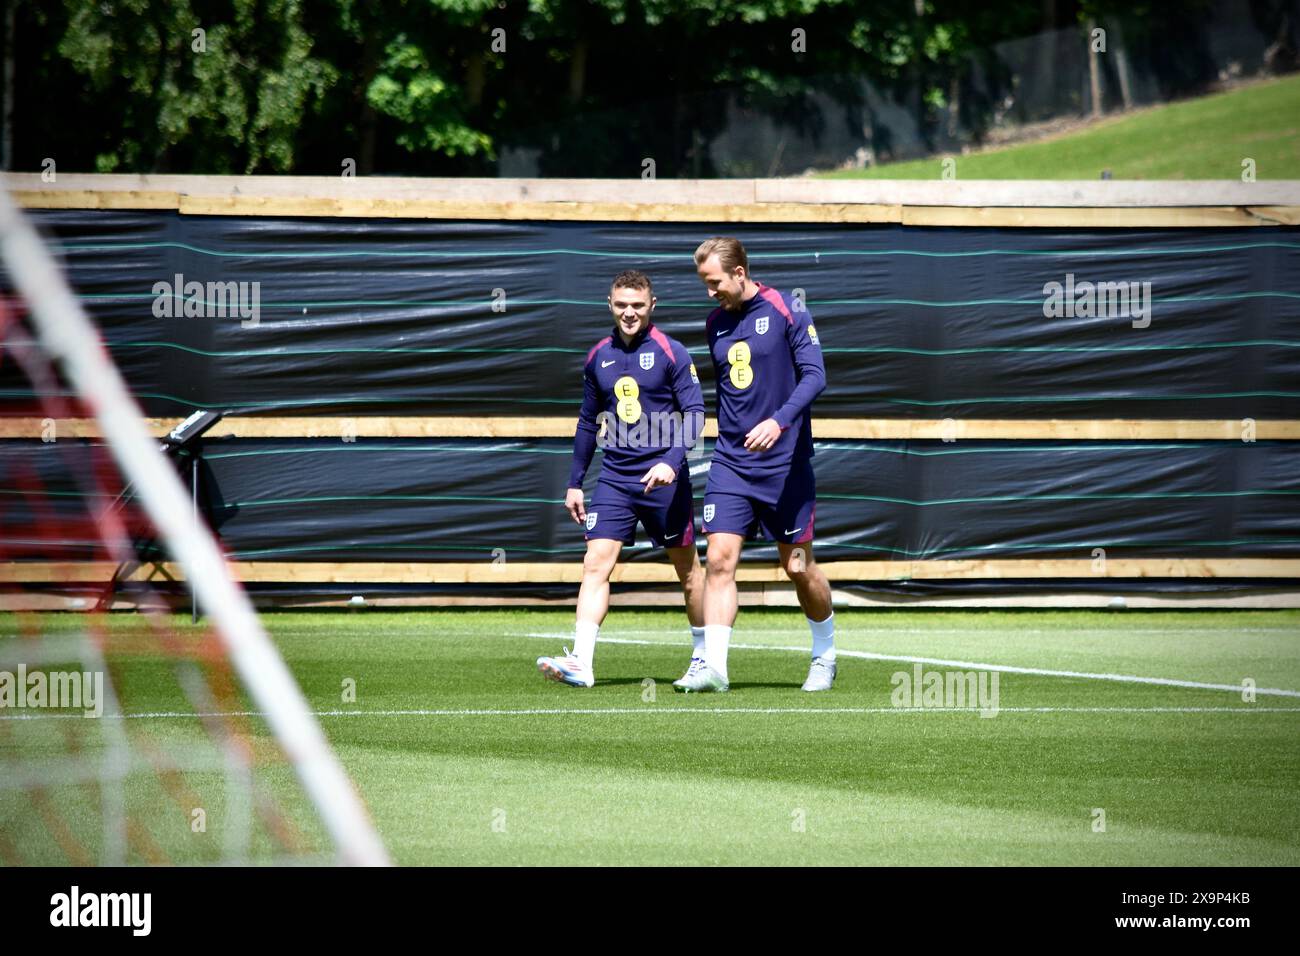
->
[[672, 660, 729, 693], [801, 656, 837, 692], [536, 647, 595, 688], [672, 656, 707, 691]]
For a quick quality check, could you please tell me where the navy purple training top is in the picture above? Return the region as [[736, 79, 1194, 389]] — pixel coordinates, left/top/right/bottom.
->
[[568, 323, 705, 489], [706, 282, 826, 478]]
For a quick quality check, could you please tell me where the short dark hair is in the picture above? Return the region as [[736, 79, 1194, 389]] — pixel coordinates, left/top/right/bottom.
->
[[610, 269, 653, 296]]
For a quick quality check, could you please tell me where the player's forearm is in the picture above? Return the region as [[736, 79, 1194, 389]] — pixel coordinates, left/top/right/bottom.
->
[[657, 408, 703, 474], [772, 366, 826, 430], [568, 420, 599, 488]]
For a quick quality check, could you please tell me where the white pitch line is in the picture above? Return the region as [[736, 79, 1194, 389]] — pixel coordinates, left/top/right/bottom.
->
[[327, 706, 1297, 716], [525, 633, 1300, 698], [3, 706, 1300, 721], [531, 627, 1298, 637]]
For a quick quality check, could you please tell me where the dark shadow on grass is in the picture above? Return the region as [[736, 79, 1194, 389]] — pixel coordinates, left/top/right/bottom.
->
[[605, 678, 804, 691], [597, 677, 662, 687], [593, 678, 803, 691]]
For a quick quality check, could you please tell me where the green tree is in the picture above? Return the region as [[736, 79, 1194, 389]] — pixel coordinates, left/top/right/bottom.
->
[[58, 0, 335, 172]]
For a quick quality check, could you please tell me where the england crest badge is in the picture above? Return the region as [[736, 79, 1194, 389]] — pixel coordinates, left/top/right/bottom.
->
[[755, 315, 769, 335], [639, 351, 655, 370], [703, 503, 715, 523], [585, 512, 598, 531]]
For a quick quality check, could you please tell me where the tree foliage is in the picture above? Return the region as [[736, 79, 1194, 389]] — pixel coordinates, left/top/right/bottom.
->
[[4, 0, 1261, 175]]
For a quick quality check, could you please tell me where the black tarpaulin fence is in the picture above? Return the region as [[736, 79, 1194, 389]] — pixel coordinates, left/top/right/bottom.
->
[[3, 198, 1298, 598]]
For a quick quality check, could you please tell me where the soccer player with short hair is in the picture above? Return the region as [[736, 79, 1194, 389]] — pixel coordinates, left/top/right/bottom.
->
[[537, 270, 706, 687], [675, 237, 835, 693]]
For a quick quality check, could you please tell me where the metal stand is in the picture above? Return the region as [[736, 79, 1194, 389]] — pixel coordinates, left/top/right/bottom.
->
[[96, 410, 224, 615]]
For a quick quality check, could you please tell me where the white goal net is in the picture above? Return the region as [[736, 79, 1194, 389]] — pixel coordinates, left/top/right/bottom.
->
[[0, 188, 388, 866]]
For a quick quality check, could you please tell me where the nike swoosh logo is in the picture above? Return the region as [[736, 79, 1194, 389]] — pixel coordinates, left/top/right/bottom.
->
[[601, 360, 616, 367], [784, 528, 802, 535], [664, 533, 680, 540]]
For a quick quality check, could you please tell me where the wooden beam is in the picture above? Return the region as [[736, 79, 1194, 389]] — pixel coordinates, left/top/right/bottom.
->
[[6, 174, 764, 205], [900, 205, 1296, 228], [2, 417, 1297, 441], [8, 174, 1297, 225], [5, 558, 1299, 584], [756, 179, 1300, 207], [174, 194, 905, 223], [11, 173, 1299, 207], [7, 588, 1299, 611], [812, 419, 1300, 440], [11, 189, 180, 211]]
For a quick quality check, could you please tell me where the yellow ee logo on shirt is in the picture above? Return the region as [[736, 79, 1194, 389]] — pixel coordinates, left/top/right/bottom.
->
[[726, 341, 754, 390], [613, 376, 642, 423]]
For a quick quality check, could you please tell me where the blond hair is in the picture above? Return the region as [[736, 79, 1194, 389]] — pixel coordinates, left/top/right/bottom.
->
[[694, 236, 749, 275]]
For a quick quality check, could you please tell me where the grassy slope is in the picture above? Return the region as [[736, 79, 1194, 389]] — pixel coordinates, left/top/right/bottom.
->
[[821, 74, 1300, 180], [2, 609, 1298, 866]]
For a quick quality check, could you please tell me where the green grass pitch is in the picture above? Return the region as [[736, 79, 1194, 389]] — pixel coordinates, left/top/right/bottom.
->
[[2, 608, 1299, 865]]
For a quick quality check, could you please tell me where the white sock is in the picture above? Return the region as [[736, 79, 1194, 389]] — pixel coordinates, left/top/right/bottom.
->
[[690, 625, 706, 658], [809, 611, 835, 662], [704, 625, 731, 681], [573, 620, 599, 668]]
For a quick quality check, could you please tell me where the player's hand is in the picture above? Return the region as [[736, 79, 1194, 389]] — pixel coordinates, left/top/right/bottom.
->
[[640, 463, 677, 492], [565, 487, 586, 524], [744, 418, 782, 452]]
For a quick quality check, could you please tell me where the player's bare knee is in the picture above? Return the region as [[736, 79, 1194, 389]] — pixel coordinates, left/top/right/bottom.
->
[[582, 544, 619, 578], [675, 560, 702, 588], [666, 546, 699, 582], [781, 545, 815, 580], [679, 574, 703, 607], [706, 550, 739, 581]]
